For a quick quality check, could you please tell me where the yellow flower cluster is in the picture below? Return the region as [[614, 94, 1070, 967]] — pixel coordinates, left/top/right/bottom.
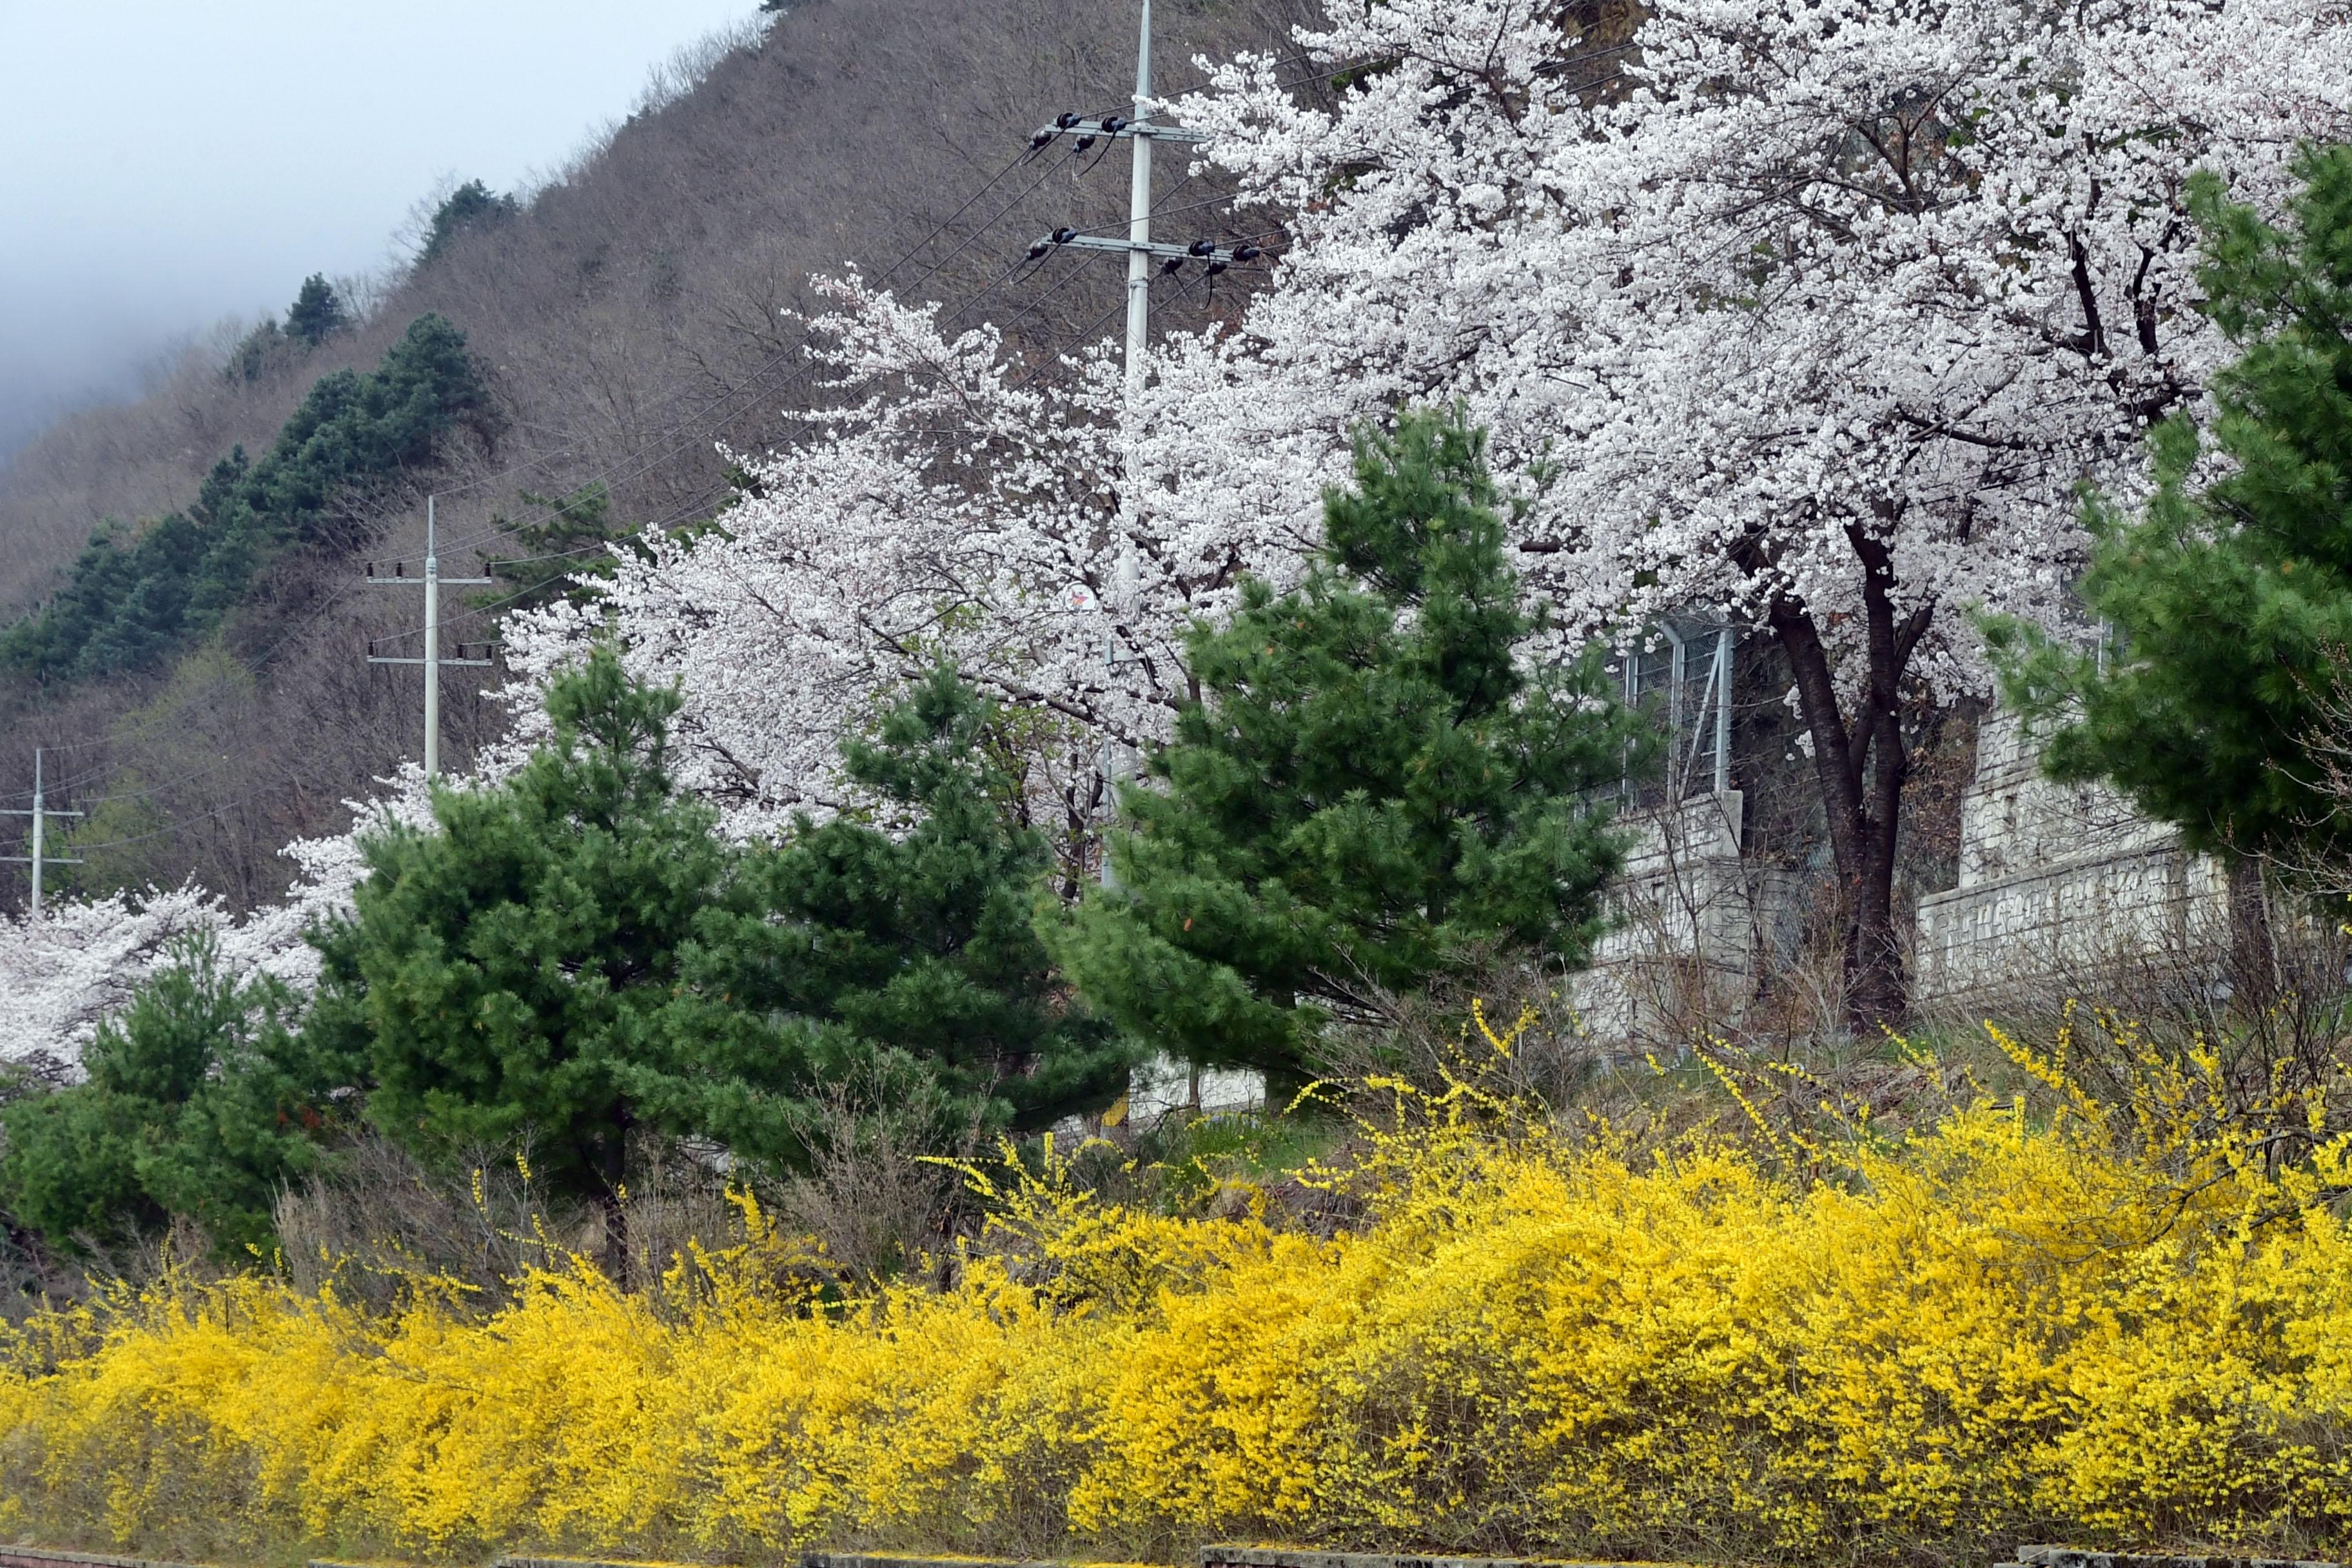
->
[[3, 1066, 2350, 1567]]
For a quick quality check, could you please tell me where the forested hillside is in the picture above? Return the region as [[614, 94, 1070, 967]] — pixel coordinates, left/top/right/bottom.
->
[[0, 0, 1315, 913]]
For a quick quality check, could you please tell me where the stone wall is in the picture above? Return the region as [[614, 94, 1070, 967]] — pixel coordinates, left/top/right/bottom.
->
[[1913, 710, 2230, 1008], [1571, 788, 1803, 1041], [1574, 707, 2253, 1036]]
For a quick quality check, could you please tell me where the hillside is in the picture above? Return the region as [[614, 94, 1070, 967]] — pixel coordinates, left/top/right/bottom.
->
[[0, 0, 1315, 913]]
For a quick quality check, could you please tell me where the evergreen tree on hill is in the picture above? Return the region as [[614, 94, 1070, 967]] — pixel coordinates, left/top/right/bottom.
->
[[0, 313, 490, 684], [417, 180, 518, 268], [282, 274, 347, 348], [1046, 407, 1641, 1084], [475, 482, 633, 622], [223, 318, 289, 384]]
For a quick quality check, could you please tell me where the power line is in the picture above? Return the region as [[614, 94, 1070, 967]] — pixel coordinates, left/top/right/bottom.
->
[[1, 750, 84, 917], [54, 488, 730, 856], [427, 135, 1108, 564], [380, 485, 732, 650], [420, 141, 1050, 513]]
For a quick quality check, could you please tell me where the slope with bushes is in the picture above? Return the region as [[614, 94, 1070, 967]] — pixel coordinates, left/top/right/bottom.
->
[[1, 315, 489, 685]]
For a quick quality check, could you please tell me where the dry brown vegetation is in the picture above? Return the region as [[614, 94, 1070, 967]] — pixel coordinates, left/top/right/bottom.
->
[[0, 0, 1322, 913]]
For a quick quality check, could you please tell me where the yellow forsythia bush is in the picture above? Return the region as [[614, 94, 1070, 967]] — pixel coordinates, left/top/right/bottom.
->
[[3, 1059, 2351, 1567]]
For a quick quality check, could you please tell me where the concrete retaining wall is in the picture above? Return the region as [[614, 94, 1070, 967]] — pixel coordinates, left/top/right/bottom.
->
[[1914, 712, 2231, 1008], [1199, 1547, 1660, 1568], [1570, 788, 1801, 1041], [2004, 1548, 2350, 1568]]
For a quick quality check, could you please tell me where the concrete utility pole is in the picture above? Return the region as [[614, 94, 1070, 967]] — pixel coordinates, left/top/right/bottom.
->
[[1026, 3, 1258, 885], [1118, 0, 1155, 624], [367, 496, 494, 782], [3, 749, 85, 918]]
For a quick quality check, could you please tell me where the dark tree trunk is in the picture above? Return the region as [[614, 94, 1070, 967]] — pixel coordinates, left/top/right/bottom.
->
[[2225, 851, 2276, 1011], [591, 1102, 634, 1289], [1765, 527, 1931, 1035]]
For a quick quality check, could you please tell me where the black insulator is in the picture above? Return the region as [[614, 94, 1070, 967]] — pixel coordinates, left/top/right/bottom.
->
[[1056, 112, 1082, 128], [1074, 135, 1097, 152], [1028, 241, 1051, 259], [1053, 226, 1080, 244], [1031, 130, 1055, 148], [1206, 260, 1229, 276], [1188, 238, 1217, 257], [1160, 256, 1186, 274], [1233, 244, 1263, 262], [1101, 115, 1128, 134]]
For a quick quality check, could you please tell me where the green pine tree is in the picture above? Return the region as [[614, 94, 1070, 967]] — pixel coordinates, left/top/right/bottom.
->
[[474, 482, 631, 622], [223, 318, 289, 383], [668, 666, 1133, 1156], [1046, 407, 1640, 1083], [1990, 144, 2352, 864], [282, 274, 348, 348], [0, 314, 490, 685], [307, 647, 778, 1275], [416, 180, 518, 268], [0, 934, 338, 1259]]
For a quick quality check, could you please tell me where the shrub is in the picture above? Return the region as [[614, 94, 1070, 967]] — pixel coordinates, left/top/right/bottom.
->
[[0, 1037, 2347, 1565]]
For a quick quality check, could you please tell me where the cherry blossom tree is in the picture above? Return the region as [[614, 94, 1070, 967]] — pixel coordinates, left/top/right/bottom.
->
[[1136, 0, 2352, 1024], [502, 277, 1317, 876], [0, 778, 434, 1072]]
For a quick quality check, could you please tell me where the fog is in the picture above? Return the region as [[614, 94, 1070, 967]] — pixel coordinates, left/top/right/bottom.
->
[[0, 0, 765, 464]]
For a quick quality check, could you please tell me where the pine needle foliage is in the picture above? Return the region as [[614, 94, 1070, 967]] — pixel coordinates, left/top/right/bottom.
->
[[282, 275, 348, 349], [1050, 407, 1639, 1081], [306, 647, 751, 1228], [306, 654, 1124, 1238], [474, 481, 632, 622], [676, 665, 1133, 1144]]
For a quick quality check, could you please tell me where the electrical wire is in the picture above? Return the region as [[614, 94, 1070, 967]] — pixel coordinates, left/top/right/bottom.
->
[[427, 138, 1100, 564], [34, 485, 734, 847], [403, 141, 1065, 564], [415, 49, 1352, 564], [375, 486, 730, 650]]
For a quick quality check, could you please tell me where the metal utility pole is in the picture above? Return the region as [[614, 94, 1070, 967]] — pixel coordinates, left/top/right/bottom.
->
[[367, 496, 493, 781], [3, 749, 84, 918], [1030, 3, 1250, 612]]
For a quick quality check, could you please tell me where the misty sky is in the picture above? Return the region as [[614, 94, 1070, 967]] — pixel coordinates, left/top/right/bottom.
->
[[0, 0, 763, 463]]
